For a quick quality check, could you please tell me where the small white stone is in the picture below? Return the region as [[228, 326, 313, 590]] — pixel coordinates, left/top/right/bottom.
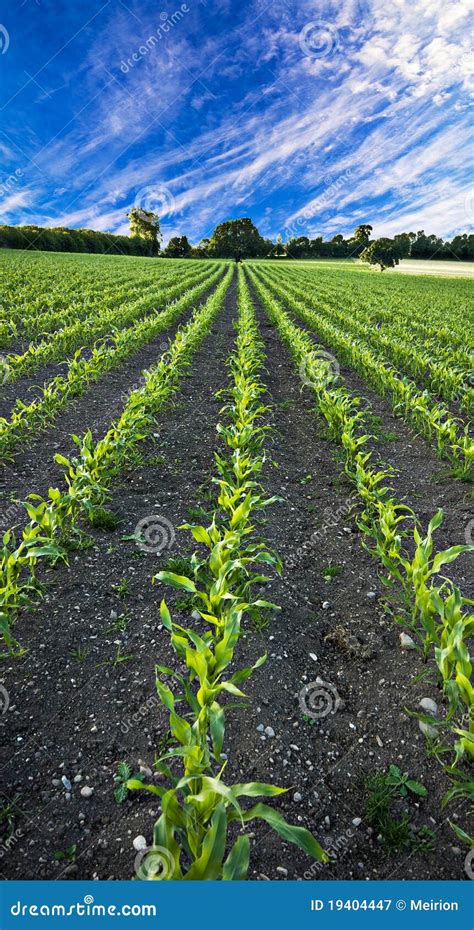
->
[[309, 653, 317, 662], [133, 835, 147, 852], [322, 601, 330, 610], [80, 786, 94, 798], [400, 632, 416, 650], [265, 726, 275, 738], [419, 697, 438, 716], [352, 817, 362, 827], [293, 792, 303, 802]]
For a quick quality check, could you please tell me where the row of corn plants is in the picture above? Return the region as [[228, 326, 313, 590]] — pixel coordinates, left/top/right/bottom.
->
[[285, 261, 471, 353], [12, 270, 187, 341], [279, 263, 472, 369], [3, 263, 215, 380], [0, 264, 226, 461], [246, 266, 474, 780], [0, 259, 195, 347], [3, 270, 153, 338], [250, 264, 473, 479], [128, 266, 327, 879], [264, 263, 473, 413], [0, 255, 195, 333], [0, 268, 233, 653]]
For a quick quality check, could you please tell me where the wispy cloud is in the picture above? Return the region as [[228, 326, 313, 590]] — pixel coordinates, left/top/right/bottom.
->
[[0, 0, 471, 242]]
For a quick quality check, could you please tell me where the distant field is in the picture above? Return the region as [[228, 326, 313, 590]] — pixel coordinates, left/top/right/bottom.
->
[[0, 249, 472, 882], [265, 257, 474, 277], [393, 258, 474, 277]]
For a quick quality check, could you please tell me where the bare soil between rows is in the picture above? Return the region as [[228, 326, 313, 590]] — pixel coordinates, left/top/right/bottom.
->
[[0, 278, 470, 882]]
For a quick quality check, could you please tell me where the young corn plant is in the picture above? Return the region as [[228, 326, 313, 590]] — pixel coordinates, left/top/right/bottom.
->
[[128, 267, 328, 879]]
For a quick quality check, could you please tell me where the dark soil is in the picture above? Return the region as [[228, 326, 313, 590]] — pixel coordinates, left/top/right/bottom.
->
[[0, 276, 470, 882]]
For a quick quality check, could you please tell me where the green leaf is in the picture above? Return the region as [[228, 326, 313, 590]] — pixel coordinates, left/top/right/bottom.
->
[[237, 803, 328, 862], [432, 545, 473, 574], [222, 835, 250, 880], [117, 761, 131, 781], [183, 802, 228, 880], [160, 599, 172, 631], [210, 703, 225, 758], [126, 779, 165, 797], [54, 453, 71, 468], [188, 525, 212, 546], [156, 571, 197, 593], [406, 780, 428, 797], [232, 782, 287, 799]]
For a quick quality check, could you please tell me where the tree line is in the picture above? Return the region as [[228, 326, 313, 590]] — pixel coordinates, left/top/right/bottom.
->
[[127, 211, 474, 267], [1, 210, 472, 268], [0, 223, 151, 256]]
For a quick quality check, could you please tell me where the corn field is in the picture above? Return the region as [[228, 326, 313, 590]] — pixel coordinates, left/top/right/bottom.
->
[[0, 250, 472, 881]]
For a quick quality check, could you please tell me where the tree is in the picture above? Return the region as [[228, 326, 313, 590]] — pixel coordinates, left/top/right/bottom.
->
[[353, 224, 373, 243], [393, 233, 412, 259], [126, 207, 161, 256], [286, 236, 310, 258], [163, 235, 191, 258], [360, 238, 400, 271], [207, 217, 266, 260]]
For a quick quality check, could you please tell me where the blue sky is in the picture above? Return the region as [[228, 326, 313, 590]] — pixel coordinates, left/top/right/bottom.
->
[[0, 0, 472, 245]]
